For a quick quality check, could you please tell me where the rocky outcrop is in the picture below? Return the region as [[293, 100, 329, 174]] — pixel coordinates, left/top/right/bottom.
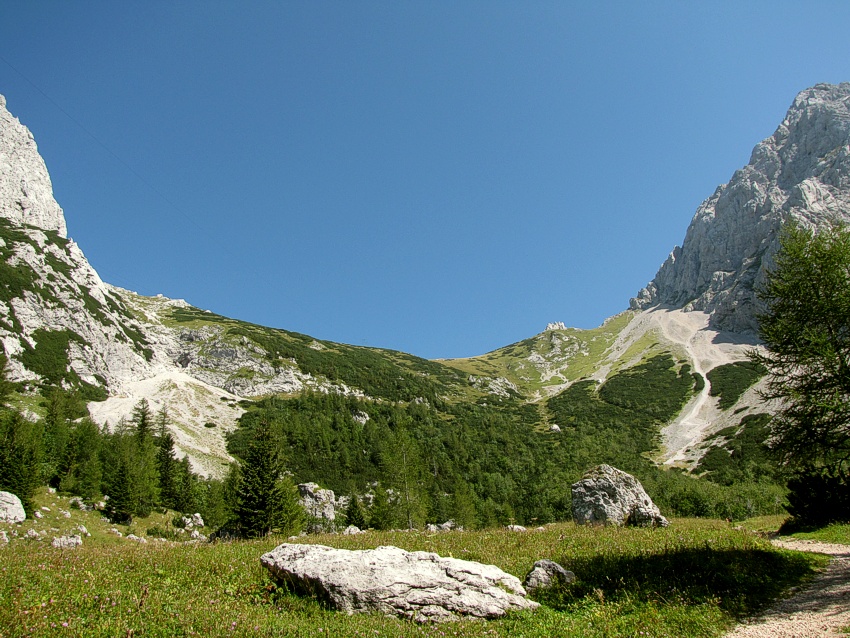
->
[[632, 83, 850, 333], [572, 464, 669, 527], [0, 491, 25, 523], [260, 543, 539, 622], [298, 482, 342, 532]]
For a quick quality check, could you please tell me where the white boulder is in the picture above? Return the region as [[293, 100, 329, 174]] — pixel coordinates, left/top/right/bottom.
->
[[260, 543, 538, 622], [0, 491, 25, 523]]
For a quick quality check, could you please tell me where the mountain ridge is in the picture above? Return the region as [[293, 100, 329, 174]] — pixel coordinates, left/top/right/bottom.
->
[[2, 83, 848, 476]]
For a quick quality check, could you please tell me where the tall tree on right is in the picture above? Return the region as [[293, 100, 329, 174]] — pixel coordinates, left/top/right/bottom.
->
[[752, 222, 850, 524], [752, 222, 850, 471]]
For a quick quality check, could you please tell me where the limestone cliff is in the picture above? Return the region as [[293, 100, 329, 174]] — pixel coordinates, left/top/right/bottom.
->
[[632, 83, 850, 333]]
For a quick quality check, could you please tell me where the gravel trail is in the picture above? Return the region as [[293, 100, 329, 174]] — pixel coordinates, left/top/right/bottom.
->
[[724, 539, 850, 637]]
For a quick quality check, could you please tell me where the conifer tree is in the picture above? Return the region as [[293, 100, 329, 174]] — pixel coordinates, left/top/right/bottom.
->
[[131, 399, 159, 516], [234, 421, 303, 537], [0, 410, 43, 512], [155, 409, 179, 510], [42, 389, 71, 486], [344, 493, 367, 529], [58, 418, 102, 499], [368, 484, 397, 531]]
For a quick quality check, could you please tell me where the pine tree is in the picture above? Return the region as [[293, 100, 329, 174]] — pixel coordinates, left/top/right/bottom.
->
[[41, 389, 71, 486], [0, 410, 43, 512], [368, 484, 397, 531], [344, 493, 367, 529], [381, 427, 427, 530], [234, 421, 303, 537], [58, 418, 102, 499], [130, 399, 159, 516], [155, 409, 179, 510]]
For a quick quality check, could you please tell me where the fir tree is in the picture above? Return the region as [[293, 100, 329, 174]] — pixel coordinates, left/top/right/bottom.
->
[[130, 399, 159, 516], [368, 484, 397, 531], [0, 410, 43, 512], [234, 421, 303, 537], [155, 409, 179, 510], [344, 493, 367, 529], [58, 418, 102, 499]]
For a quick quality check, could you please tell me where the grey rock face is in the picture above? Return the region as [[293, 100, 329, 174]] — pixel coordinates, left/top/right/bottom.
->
[[0, 491, 26, 523], [523, 560, 575, 592], [572, 464, 669, 527], [632, 83, 850, 333], [260, 543, 539, 622], [298, 482, 339, 532], [0, 95, 66, 237]]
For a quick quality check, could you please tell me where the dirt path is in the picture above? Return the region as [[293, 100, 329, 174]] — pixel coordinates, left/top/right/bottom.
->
[[724, 539, 850, 637]]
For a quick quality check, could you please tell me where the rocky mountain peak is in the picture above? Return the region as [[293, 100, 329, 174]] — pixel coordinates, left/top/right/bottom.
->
[[0, 95, 67, 237], [632, 82, 850, 333]]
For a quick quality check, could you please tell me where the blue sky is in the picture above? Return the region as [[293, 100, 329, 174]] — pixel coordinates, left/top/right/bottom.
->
[[2, 2, 850, 358]]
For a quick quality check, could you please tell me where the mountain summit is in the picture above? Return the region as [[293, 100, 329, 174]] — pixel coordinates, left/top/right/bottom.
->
[[632, 82, 850, 333]]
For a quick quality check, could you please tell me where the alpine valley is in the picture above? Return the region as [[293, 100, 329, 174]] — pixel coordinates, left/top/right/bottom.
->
[[3, 83, 850, 524]]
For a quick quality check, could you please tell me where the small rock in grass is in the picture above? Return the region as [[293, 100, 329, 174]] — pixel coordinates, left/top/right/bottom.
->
[[506, 525, 527, 532], [52, 534, 82, 549], [523, 560, 575, 592]]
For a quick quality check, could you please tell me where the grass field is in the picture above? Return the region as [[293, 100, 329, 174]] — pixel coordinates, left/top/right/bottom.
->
[[0, 491, 830, 638]]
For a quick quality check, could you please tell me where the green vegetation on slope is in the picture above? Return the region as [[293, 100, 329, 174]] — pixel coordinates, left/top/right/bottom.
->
[[696, 413, 776, 485], [227, 353, 786, 527], [547, 354, 696, 472], [706, 362, 767, 409], [442, 312, 636, 394], [170, 305, 469, 403]]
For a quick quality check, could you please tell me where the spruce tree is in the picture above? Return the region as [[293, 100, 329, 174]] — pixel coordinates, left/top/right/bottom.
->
[[368, 485, 397, 531], [234, 421, 303, 537], [0, 410, 43, 512], [155, 409, 179, 510], [131, 399, 159, 516], [59, 418, 102, 499], [344, 493, 367, 529]]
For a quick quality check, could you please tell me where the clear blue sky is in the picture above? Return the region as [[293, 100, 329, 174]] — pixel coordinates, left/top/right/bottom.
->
[[2, 2, 850, 358]]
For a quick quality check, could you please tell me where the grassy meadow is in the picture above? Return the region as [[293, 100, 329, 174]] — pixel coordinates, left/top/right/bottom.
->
[[0, 491, 829, 638]]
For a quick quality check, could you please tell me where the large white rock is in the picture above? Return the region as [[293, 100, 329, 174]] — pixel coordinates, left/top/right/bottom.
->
[[572, 464, 669, 527], [633, 83, 850, 333], [0, 491, 26, 523], [260, 543, 539, 622]]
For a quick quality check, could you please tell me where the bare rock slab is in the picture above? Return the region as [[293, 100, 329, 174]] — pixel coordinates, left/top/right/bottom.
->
[[260, 543, 539, 622], [0, 491, 25, 523], [572, 464, 669, 527]]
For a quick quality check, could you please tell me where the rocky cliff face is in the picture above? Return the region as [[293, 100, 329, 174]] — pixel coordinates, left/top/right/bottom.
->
[[632, 83, 850, 333], [0, 96, 159, 393], [0, 95, 66, 238]]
